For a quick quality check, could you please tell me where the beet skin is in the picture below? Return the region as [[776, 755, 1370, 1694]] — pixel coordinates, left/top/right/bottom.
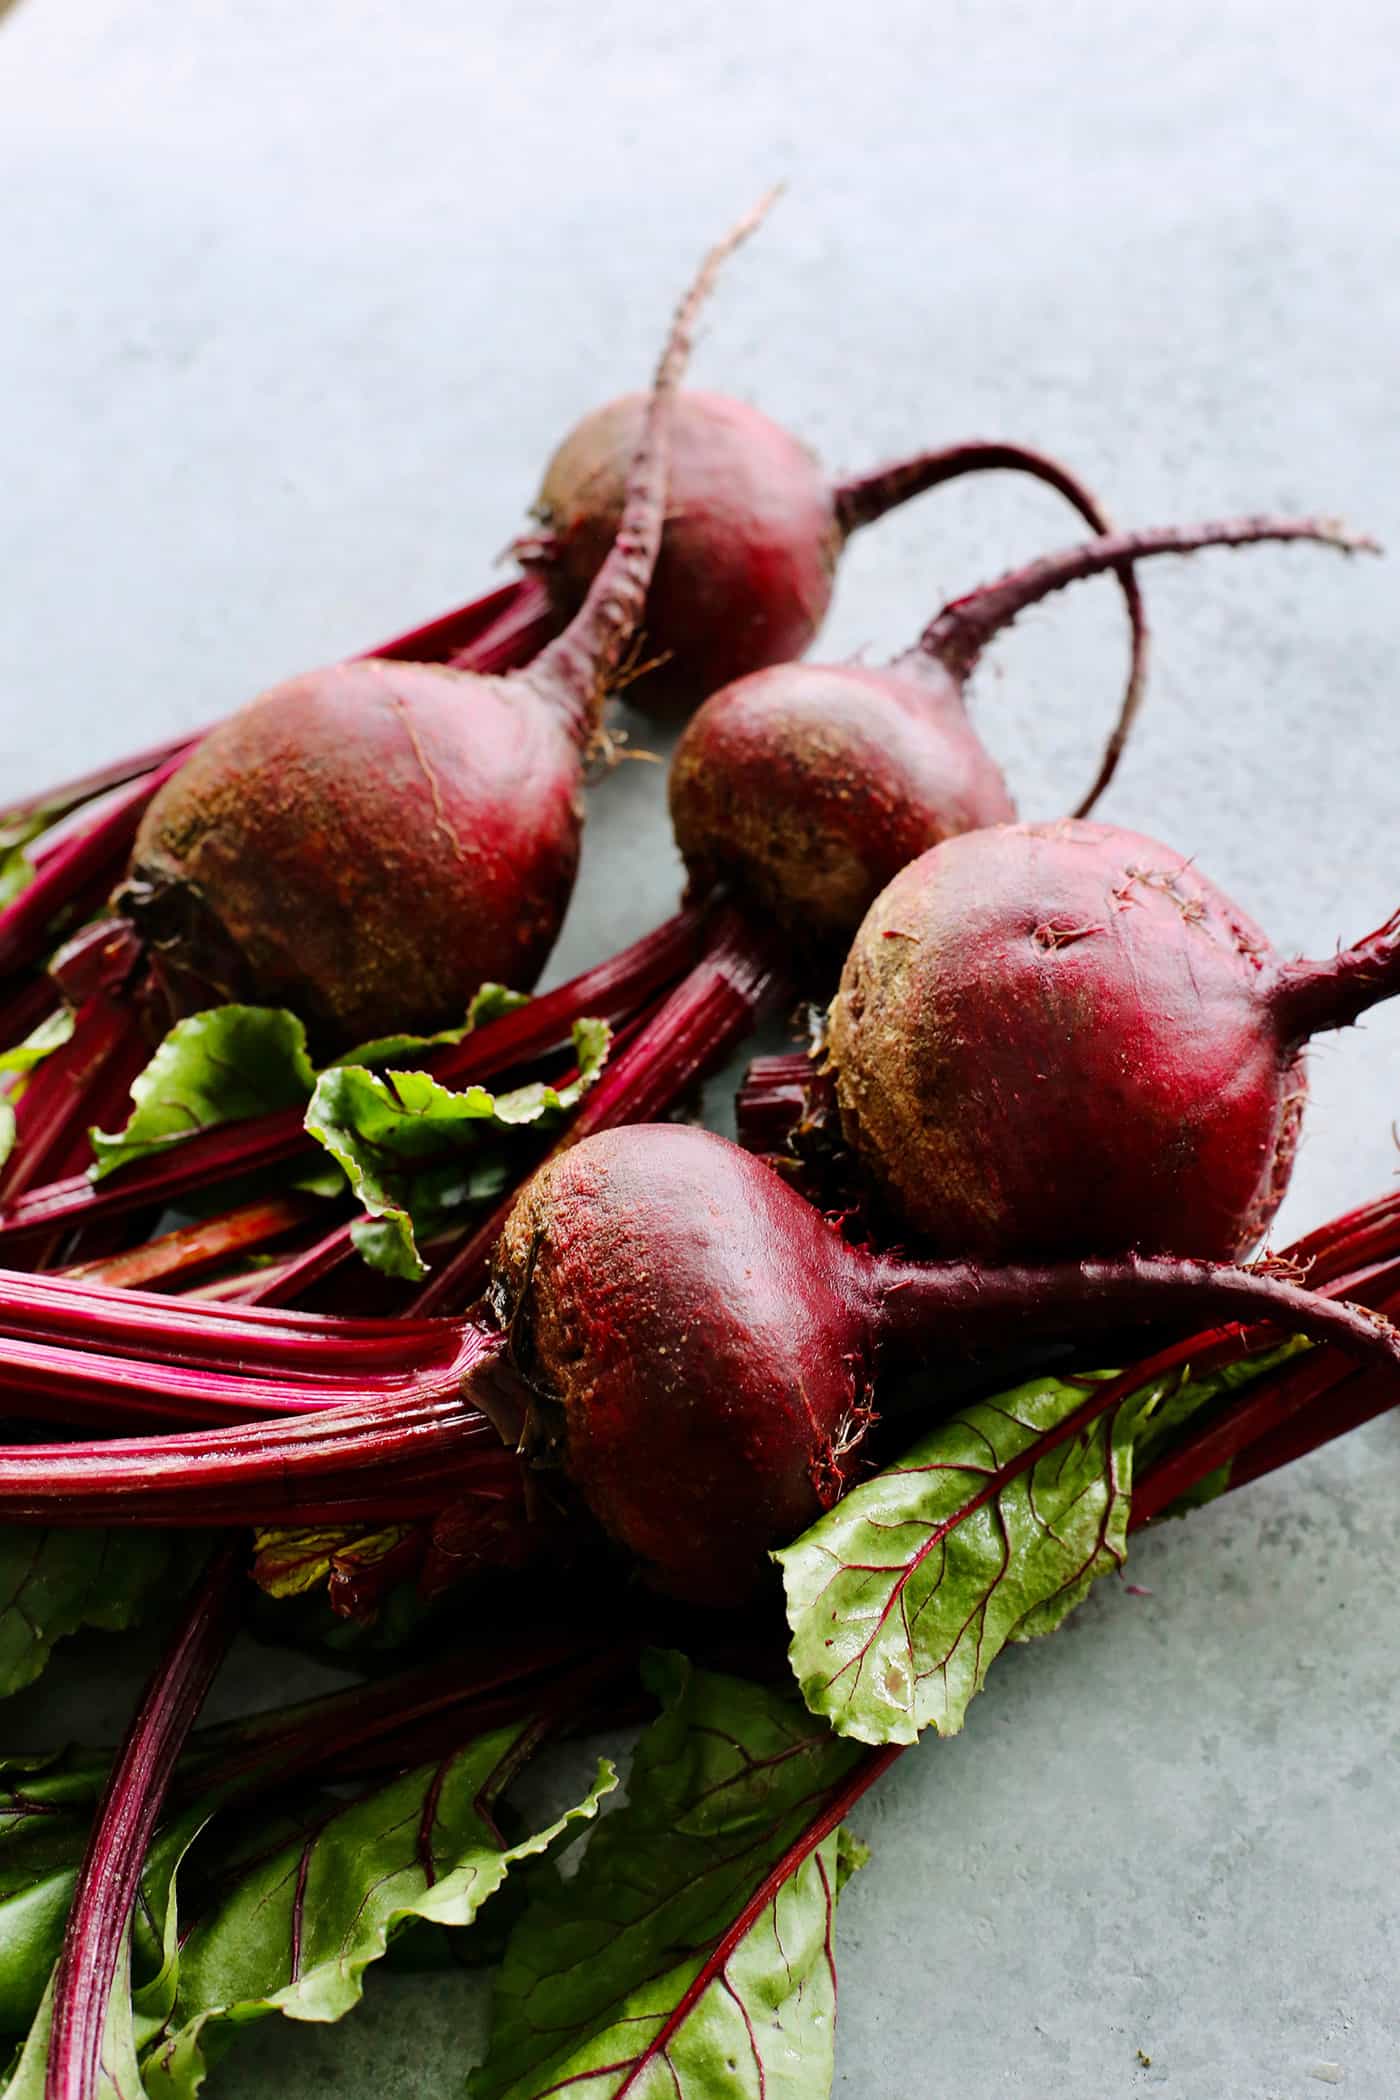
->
[[124, 660, 584, 1050], [829, 818, 1386, 1261]]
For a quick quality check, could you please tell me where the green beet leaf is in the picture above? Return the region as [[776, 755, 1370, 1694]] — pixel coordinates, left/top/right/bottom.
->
[[777, 1369, 1139, 1747], [778, 1343, 1304, 1747], [471, 1652, 867, 2100], [0, 1808, 201, 2094], [306, 1015, 611, 1281], [0, 812, 51, 914], [0, 1529, 179, 1700], [139, 1725, 614, 2099], [0, 1011, 75, 1084], [88, 1007, 319, 1180], [0, 1750, 110, 1850], [86, 981, 529, 1183]]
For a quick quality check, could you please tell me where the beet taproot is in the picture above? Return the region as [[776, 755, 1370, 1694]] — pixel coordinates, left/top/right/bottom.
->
[[668, 515, 1373, 950], [829, 817, 1400, 1263], [117, 201, 773, 1053]]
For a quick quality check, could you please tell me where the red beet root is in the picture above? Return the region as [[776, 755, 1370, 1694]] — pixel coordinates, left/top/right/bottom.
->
[[519, 400, 1145, 715], [830, 815, 1400, 1263], [117, 202, 772, 1052], [669, 515, 1374, 948], [486, 1124, 1397, 1599]]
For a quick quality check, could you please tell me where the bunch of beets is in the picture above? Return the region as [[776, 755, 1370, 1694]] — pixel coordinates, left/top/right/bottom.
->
[[0, 197, 1394, 2100]]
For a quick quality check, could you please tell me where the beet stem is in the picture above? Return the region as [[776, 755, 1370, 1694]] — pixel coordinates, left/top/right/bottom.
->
[[870, 1247, 1400, 1371], [913, 514, 1378, 816], [46, 1543, 242, 2100], [526, 191, 778, 741], [835, 437, 1147, 817], [0, 754, 186, 982], [410, 909, 780, 1315], [62, 1193, 330, 1292], [1271, 907, 1400, 1044], [0, 906, 706, 1252]]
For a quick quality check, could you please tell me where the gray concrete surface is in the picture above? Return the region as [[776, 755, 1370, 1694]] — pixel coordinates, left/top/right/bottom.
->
[[3, 0, 1399, 2091]]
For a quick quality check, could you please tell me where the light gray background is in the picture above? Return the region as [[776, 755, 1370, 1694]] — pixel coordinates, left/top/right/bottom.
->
[[3, 1, 1399, 2093]]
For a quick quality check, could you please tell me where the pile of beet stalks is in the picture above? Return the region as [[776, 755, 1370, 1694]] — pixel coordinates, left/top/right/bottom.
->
[[0, 897, 769, 1308]]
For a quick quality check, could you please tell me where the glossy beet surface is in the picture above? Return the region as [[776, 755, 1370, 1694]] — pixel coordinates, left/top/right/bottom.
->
[[830, 818, 1400, 1261]]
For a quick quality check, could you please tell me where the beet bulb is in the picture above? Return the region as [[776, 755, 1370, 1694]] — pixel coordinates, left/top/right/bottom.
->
[[829, 816, 1400, 1264], [489, 1122, 1399, 1600], [668, 515, 1374, 949], [518, 401, 1145, 715], [116, 201, 772, 1053]]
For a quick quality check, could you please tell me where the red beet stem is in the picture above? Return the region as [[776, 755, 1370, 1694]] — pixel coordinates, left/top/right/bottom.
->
[[0, 905, 705, 1252], [1127, 1252, 1400, 1525], [869, 1247, 1400, 1370], [0, 972, 62, 1056], [375, 573, 558, 670], [411, 910, 779, 1317], [1224, 1357, 1399, 1491], [46, 1543, 242, 2100], [0, 995, 149, 1207], [834, 439, 1121, 541], [0, 754, 187, 982], [836, 437, 1146, 818], [0, 1264, 460, 1374], [0, 732, 195, 832], [62, 1193, 329, 1292], [526, 191, 777, 742], [1270, 907, 1400, 1044], [912, 514, 1378, 817], [0, 1335, 511, 1523], [734, 1049, 821, 1154], [0, 1323, 442, 1432]]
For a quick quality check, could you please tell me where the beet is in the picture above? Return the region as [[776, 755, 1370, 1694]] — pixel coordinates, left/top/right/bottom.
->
[[116, 204, 771, 1053], [0, 1123, 1392, 1608], [487, 1124, 1399, 1600], [519, 401, 1145, 715], [668, 515, 1373, 949], [829, 816, 1400, 1264]]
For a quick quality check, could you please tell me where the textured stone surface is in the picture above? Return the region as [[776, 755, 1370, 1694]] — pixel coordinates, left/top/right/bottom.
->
[[2, 0, 1398, 2090]]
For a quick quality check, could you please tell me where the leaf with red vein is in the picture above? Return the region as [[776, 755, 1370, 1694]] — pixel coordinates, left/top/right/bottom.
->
[[135, 1724, 614, 2098], [779, 1341, 1314, 1747], [471, 1651, 868, 2100]]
